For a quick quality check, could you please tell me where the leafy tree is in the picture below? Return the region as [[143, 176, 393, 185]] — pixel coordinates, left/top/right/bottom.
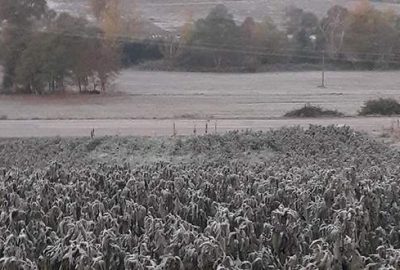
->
[[285, 6, 320, 61], [0, 26, 31, 90], [240, 17, 287, 69], [53, 13, 120, 93], [0, 0, 47, 91], [342, 1, 399, 68], [100, 0, 122, 42], [186, 4, 241, 68], [319, 5, 349, 57], [89, 0, 122, 90], [93, 43, 119, 92], [255, 17, 288, 63], [239, 17, 259, 69], [70, 36, 98, 92], [241, 17, 258, 42], [50, 13, 92, 92], [15, 33, 69, 94], [14, 13, 86, 93], [120, 41, 163, 67], [13, 12, 120, 94], [159, 35, 182, 64], [155, 12, 194, 67]]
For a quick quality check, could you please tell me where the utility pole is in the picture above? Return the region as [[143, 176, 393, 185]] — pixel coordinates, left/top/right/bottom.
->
[[173, 122, 177, 137], [319, 50, 326, 88]]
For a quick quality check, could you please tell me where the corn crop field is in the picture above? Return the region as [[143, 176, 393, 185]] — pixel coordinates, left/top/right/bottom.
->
[[1, 126, 400, 269]]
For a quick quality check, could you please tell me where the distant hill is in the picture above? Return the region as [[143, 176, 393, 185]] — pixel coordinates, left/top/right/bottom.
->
[[47, 0, 168, 38], [48, 0, 400, 32]]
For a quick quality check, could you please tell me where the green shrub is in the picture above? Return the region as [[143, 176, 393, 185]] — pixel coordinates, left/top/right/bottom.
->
[[284, 104, 344, 118], [359, 98, 400, 116]]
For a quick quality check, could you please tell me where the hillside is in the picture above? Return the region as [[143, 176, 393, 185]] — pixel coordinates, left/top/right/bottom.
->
[[48, 0, 400, 31]]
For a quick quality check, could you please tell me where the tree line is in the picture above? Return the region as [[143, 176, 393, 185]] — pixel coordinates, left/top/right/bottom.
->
[[2, 0, 400, 94], [0, 0, 120, 94], [154, 1, 400, 71]]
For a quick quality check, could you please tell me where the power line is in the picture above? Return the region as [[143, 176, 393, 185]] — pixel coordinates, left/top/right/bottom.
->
[[4, 11, 400, 60], [3, 23, 400, 60], [24, 28, 400, 64]]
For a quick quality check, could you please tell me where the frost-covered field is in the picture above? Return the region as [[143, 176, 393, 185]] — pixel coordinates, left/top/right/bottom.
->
[[0, 117, 398, 138], [1, 126, 400, 269], [1, 70, 400, 120]]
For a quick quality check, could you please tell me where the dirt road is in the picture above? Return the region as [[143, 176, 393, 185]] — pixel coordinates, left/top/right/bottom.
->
[[0, 117, 398, 138]]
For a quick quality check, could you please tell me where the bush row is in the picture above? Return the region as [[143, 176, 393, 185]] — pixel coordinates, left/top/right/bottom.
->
[[285, 98, 400, 118]]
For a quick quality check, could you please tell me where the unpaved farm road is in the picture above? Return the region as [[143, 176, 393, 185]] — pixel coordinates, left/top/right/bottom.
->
[[0, 117, 398, 138]]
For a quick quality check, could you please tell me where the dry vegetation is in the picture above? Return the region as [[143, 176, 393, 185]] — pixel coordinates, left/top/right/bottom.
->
[[359, 98, 400, 116], [1, 126, 400, 269], [284, 104, 344, 118]]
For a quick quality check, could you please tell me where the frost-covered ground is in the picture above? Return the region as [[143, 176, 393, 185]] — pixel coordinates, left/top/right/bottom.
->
[[1, 70, 400, 120], [1, 126, 400, 269], [0, 117, 398, 138]]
